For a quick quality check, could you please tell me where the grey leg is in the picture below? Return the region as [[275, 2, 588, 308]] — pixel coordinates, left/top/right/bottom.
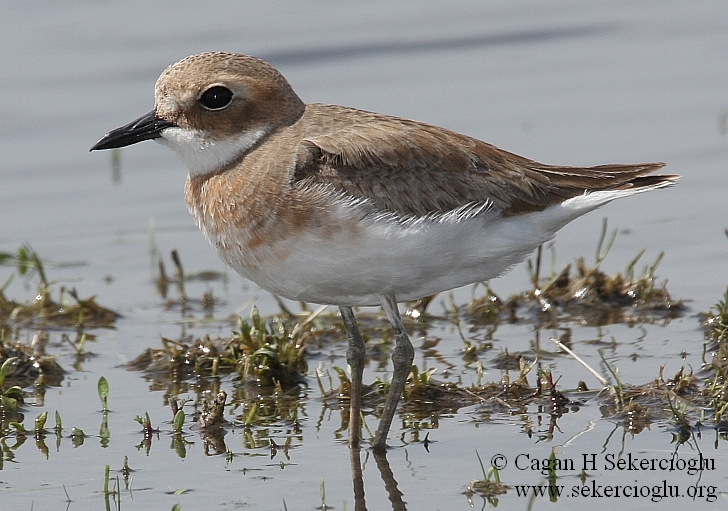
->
[[340, 306, 365, 448], [372, 293, 415, 452]]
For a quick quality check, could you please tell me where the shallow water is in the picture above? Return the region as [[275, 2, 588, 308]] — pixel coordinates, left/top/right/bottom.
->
[[2, 1, 728, 509]]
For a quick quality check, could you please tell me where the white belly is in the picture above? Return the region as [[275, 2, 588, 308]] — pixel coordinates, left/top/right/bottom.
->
[[204, 191, 622, 306], [193, 188, 637, 306]]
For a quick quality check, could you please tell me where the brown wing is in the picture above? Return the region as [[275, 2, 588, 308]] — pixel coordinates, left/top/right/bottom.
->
[[292, 113, 676, 217]]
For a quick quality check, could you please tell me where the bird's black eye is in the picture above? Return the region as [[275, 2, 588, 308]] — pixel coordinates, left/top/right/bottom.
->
[[199, 86, 233, 110]]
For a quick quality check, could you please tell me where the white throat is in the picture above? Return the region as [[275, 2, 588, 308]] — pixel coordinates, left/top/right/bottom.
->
[[158, 126, 268, 176]]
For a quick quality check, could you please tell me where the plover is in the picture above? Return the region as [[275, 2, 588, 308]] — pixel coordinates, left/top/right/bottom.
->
[[91, 52, 678, 452]]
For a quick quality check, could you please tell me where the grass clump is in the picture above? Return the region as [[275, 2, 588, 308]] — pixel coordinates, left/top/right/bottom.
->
[[0, 330, 65, 389], [0, 246, 119, 329], [700, 288, 728, 423], [703, 288, 728, 345], [233, 307, 307, 387], [130, 306, 307, 388], [465, 451, 508, 505], [465, 220, 684, 327]]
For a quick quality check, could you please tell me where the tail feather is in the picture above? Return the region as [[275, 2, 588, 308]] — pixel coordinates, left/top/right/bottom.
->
[[501, 161, 679, 216], [612, 173, 680, 191]]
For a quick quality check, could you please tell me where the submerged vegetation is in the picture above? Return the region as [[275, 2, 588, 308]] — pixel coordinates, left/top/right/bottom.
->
[[1, 246, 119, 329], [465, 220, 684, 327], [129, 306, 308, 387], [1, 246, 119, 422], [2, 235, 728, 506], [119, 227, 707, 446]]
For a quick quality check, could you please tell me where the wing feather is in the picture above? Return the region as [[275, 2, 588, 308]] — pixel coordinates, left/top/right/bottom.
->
[[291, 109, 676, 217]]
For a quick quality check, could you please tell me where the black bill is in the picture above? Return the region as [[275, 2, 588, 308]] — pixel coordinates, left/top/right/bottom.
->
[[90, 110, 176, 151]]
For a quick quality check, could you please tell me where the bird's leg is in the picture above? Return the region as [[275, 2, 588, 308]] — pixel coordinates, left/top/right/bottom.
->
[[340, 306, 365, 449], [372, 293, 415, 452]]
